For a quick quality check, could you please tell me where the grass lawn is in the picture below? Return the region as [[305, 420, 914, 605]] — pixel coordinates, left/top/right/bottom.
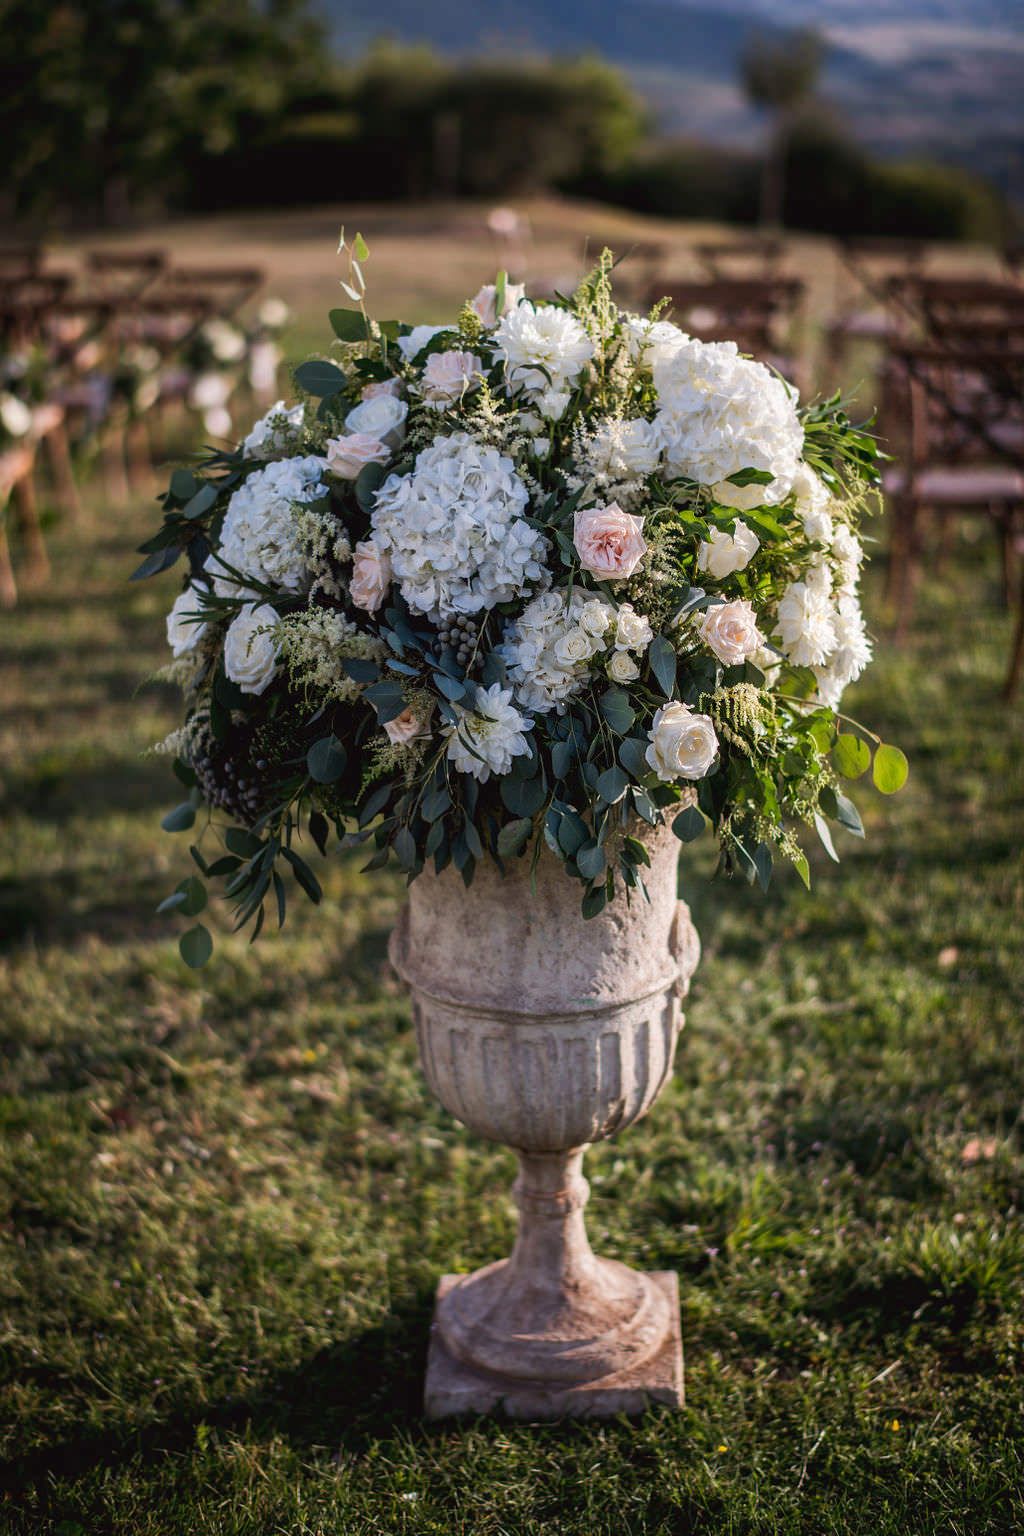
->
[[1, 228, 1023, 1530]]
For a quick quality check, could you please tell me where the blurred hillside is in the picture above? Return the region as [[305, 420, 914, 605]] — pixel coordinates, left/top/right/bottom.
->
[[329, 0, 1024, 202]]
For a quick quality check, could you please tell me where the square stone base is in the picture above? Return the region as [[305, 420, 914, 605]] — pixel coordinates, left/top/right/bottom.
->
[[424, 1271, 683, 1421]]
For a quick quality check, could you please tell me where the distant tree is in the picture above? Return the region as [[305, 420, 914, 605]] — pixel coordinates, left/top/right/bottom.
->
[[740, 26, 822, 229], [0, 0, 331, 222]]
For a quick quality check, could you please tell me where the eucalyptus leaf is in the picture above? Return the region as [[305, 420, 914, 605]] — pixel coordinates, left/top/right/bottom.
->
[[648, 635, 677, 699], [872, 743, 909, 794], [294, 359, 347, 397], [179, 924, 213, 968], [833, 732, 871, 779]]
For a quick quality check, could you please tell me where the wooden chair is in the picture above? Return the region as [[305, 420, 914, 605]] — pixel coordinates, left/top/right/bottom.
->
[[882, 342, 1024, 697], [825, 238, 929, 371], [894, 277, 1024, 351], [646, 276, 805, 380], [694, 236, 786, 281], [156, 265, 263, 318], [84, 249, 167, 303]]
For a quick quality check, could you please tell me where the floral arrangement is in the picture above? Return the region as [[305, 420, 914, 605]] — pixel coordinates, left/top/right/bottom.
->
[[138, 240, 906, 966]]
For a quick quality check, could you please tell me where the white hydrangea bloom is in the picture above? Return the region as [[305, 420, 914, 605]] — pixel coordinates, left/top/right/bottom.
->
[[208, 455, 328, 597], [653, 337, 803, 507], [445, 683, 534, 782], [501, 589, 616, 713], [578, 416, 660, 507], [242, 400, 305, 459], [370, 432, 546, 620], [494, 302, 594, 398]]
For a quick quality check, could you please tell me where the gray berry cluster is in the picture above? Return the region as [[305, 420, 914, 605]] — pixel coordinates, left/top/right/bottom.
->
[[437, 616, 479, 668]]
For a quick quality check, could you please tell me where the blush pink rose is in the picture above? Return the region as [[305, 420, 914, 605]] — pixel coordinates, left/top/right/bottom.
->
[[573, 503, 647, 582], [349, 540, 391, 612], [421, 350, 483, 408], [325, 433, 390, 481], [696, 598, 762, 666], [470, 281, 526, 327], [384, 703, 432, 746], [362, 377, 403, 401]]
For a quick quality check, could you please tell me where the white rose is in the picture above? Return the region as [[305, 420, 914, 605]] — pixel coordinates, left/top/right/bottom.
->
[[223, 603, 280, 695], [646, 701, 718, 782], [345, 394, 408, 448], [420, 350, 483, 408], [578, 597, 614, 639], [696, 598, 762, 667], [396, 325, 454, 362], [608, 650, 640, 683], [697, 521, 760, 580], [614, 603, 654, 653], [623, 315, 687, 369], [325, 432, 391, 480], [166, 580, 209, 657], [553, 626, 595, 668]]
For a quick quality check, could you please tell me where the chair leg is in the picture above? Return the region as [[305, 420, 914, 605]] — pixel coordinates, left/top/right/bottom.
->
[[11, 471, 50, 587], [999, 512, 1016, 609], [102, 420, 131, 505], [0, 519, 17, 608], [1004, 553, 1024, 702], [44, 421, 83, 522]]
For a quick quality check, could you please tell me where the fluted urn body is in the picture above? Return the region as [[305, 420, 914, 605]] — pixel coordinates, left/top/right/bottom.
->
[[389, 821, 700, 1419]]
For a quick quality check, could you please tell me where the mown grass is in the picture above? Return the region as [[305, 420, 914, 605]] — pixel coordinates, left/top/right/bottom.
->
[[1, 472, 1023, 1530]]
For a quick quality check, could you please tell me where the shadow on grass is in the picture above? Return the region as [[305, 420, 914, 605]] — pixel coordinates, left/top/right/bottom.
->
[[1, 1296, 436, 1501]]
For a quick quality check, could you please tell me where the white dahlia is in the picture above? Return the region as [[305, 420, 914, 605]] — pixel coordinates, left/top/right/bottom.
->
[[653, 337, 803, 507], [494, 301, 594, 398], [208, 455, 328, 597], [445, 683, 534, 782], [774, 577, 837, 668], [370, 432, 546, 620]]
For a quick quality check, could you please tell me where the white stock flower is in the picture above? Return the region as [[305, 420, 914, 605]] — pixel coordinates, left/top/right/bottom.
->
[[697, 521, 760, 580], [223, 603, 280, 695], [501, 588, 615, 713], [608, 650, 640, 683], [697, 598, 763, 667], [445, 683, 533, 782], [775, 577, 837, 667], [814, 593, 872, 705], [420, 350, 483, 408], [792, 463, 834, 544], [614, 603, 653, 653], [646, 702, 718, 781], [242, 400, 305, 459], [653, 337, 803, 507], [345, 393, 408, 448], [396, 325, 454, 362], [494, 301, 594, 398], [370, 432, 546, 620], [209, 455, 328, 597], [166, 580, 209, 657], [470, 282, 526, 327], [831, 522, 864, 593]]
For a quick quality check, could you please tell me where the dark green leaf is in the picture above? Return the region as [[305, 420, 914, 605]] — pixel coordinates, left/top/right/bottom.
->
[[307, 735, 347, 784], [672, 805, 706, 842], [282, 847, 323, 903], [226, 828, 263, 858], [497, 817, 533, 857], [169, 468, 199, 502], [329, 308, 368, 342], [501, 776, 546, 817], [355, 461, 386, 512], [596, 765, 628, 803], [618, 736, 650, 781], [161, 802, 196, 833], [182, 483, 217, 520], [131, 544, 180, 581], [179, 924, 213, 968], [599, 688, 635, 735], [648, 635, 677, 699], [294, 358, 347, 396], [576, 840, 606, 880]]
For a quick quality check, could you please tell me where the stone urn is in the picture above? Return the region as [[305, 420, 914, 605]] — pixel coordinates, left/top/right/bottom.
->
[[389, 820, 700, 1419]]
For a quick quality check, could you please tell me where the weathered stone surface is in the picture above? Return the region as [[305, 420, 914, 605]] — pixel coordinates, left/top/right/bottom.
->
[[389, 821, 700, 1421]]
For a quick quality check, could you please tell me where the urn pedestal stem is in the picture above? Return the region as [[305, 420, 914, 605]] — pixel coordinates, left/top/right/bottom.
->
[[389, 822, 700, 1420]]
